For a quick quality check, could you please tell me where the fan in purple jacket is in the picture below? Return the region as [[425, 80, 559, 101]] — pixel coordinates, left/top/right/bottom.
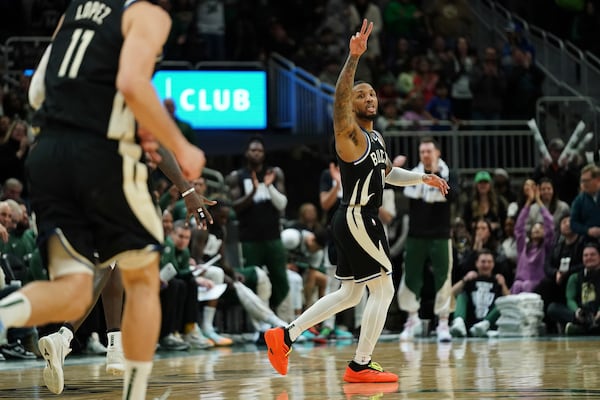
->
[[511, 184, 555, 294]]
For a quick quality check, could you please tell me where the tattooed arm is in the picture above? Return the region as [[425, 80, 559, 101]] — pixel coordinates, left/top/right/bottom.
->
[[333, 19, 373, 163]]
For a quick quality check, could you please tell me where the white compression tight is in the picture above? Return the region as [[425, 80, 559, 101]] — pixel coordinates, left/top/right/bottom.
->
[[287, 279, 366, 341], [287, 273, 395, 364], [354, 274, 395, 364]]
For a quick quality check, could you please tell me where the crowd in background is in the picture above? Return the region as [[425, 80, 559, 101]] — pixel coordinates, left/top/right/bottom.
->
[[0, 0, 599, 361]]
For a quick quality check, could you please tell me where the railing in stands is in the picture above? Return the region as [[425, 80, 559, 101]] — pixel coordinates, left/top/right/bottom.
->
[[382, 120, 536, 176]]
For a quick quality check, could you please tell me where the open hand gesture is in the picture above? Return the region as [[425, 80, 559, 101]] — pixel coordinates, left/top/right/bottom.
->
[[183, 191, 216, 230], [422, 174, 449, 196], [349, 19, 373, 57]]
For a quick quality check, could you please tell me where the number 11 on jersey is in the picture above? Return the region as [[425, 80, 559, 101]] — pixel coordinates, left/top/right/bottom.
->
[[58, 28, 95, 78]]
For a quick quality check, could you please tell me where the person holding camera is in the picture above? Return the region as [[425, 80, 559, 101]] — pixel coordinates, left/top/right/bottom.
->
[[547, 242, 600, 335]]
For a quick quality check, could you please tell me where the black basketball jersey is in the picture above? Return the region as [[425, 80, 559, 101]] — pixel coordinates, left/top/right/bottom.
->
[[38, 0, 138, 140], [337, 128, 387, 211]]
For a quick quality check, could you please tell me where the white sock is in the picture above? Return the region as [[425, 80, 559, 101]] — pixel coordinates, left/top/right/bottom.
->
[[58, 326, 74, 344], [107, 331, 122, 349], [202, 306, 216, 335], [122, 360, 152, 400], [0, 292, 32, 327], [438, 316, 449, 328], [353, 353, 371, 365]]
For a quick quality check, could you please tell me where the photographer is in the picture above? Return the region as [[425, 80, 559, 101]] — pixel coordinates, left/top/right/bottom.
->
[[547, 242, 600, 335]]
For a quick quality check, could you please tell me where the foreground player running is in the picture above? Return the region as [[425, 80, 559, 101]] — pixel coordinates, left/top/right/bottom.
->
[[0, 1, 205, 399], [264, 19, 449, 383]]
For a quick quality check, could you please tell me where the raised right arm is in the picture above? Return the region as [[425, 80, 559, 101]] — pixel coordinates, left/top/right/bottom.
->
[[333, 19, 372, 162]]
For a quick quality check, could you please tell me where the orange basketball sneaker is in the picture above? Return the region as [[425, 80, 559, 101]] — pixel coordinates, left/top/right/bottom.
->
[[265, 327, 292, 375], [343, 382, 399, 399], [343, 361, 398, 383]]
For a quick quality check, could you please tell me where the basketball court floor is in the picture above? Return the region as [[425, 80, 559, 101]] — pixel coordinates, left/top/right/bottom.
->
[[0, 336, 599, 399]]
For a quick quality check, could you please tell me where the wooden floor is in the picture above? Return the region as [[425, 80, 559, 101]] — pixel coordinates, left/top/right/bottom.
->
[[1, 336, 599, 399]]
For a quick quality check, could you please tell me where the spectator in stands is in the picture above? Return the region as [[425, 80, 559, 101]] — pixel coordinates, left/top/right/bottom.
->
[[2, 90, 28, 121], [285, 203, 328, 308], [449, 36, 475, 120], [470, 47, 507, 122], [570, 0, 600, 56], [462, 171, 508, 238], [535, 213, 585, 330], [382, 0, 424, 68], [191, 199, 290, 342], [532, 138, 582, 205], [412, 56, 439, 104], [192, 0, 225, 61], [427, 34, 454, 82], [226, 136, 290, 319], [389, 37, 415, 77], [348, 0, 383, 64], [162, 210, 174, 237], [500, 216, 517, 286], [570, 163, 600, 243], [506, 178, 537, 230], [264, 18, 298, 60], [450, 249, 510, 338], [425, 0, 473, 43], [0, 120, 30, 187], [537, 177, 571, 230], [396, 55, 418, 96], [401, 91, 434, 130], [500, 21, 536, 70], [0, 199, 35, 263], [158, 0, 190, 60], [451, 217, 472, 268], [0, 178, 23, 202], [159, 220, 214, 350], [457, 217, 509, 284], [227, 2, 261, 62], [547, 242, 600, 335], [376, 76, 402, 110], [493, 168, 517, 204], [318, 58, 341, 87], [511, 184, 554, 294], [426, 80, 456, 131], [0, 201, 10, 244], [503, 46, 544, 120], [375, 100, 400, 132]]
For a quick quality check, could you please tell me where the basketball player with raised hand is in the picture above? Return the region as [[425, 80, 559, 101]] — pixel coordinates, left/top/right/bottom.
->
[[264, 19, 449, 383], [0, 1, 204, 399]]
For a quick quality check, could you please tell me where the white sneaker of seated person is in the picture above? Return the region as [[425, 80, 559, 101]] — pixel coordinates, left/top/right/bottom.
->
[[450, 317, 467, 338], [183, 325, 214, 349], [469, 320, 491, 337], [400, 314, 422, 341], [85, 332, 107, 354]]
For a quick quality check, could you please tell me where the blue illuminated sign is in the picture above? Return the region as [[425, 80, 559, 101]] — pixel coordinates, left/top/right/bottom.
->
[[152, 70, 267, 130]]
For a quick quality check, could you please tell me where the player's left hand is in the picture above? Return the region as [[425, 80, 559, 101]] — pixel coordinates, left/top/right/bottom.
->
[[183, 190, 216, 230], [422, 174, 449, 196]]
